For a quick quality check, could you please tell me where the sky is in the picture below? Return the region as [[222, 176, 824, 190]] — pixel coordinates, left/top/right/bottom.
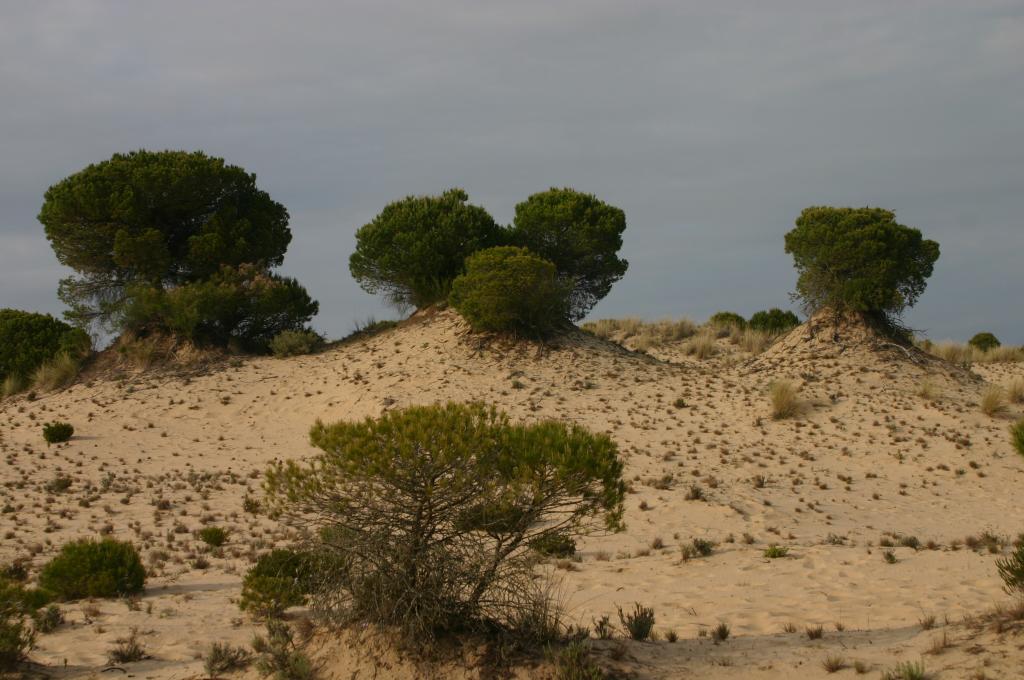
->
[[1, 1, 1022, 342]]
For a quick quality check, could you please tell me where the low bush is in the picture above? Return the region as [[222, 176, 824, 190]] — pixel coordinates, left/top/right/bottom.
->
[[748, 308, 800, 334], [0, 581, 37, 672], [551, 639, 605, 680], [198, 526, 229, 548], [38, 539, 145, 600], [239, 550, 314, 619], [969, 332, 1001, 352], [32, 353, 83, 392], [205, 642, 253, 676], [1011, 419, 1024, 458], [708, 311, 746, 330], [0, 309, 90, 392], [42, 422, 74, 445], [252, 620, 315, 680], [980, 386, 1008, 417], [449, 246, 571, 338], [530, 533, 577, 558], [264, 403, 625, 641], [269, 330, 323, 358], [618, 603, 655, 641]]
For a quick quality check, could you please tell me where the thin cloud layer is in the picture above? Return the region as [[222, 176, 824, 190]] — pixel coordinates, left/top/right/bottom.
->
[[1, 1, 1021, 340]]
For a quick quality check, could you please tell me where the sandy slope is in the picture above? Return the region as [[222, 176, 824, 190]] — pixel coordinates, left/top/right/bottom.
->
[[2, 308, 1022, 679]]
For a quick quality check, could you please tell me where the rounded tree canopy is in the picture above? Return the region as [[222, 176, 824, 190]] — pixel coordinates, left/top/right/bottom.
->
[[784, 206, 939, 326], [748, 308, 801, 334], [968, 332, 1000, 353], [510, 188, 628, 321], [449, 246, 571, 338], [40, 150, 292, 328], [349, 188, 504, 310], [0, 309, 91, 382]]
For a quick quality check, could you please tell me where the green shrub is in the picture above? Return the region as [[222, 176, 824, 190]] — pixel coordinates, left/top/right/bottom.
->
[[269, 330, 323, 357], [121, 264, 318, 352], [748, 308, 800, 334], [708, 311, 747, 329], [1010, 419, 1024, 457], [264, 403, 625, 639], [204, 642, 252, 676], [239, 550, 314, 619], [42, 422, 74, 445], [38, 539, 145, 600], [618, 603, 655, 641], [40, 150, 294, 331], [0, 581, 37, 671], [449, 246, 570, 338], [252, 620, 315, 680], [0, 310, 90, 390], [350, 188, 504, 309], [969, 332, 1001, 352], [198, 526, 229, 547], [996, 543, 1024, 596], [510, 188, 628, 321], [530, 533, 577, 558], [784, 206, 939, 329], [32, 605, 64, 634]]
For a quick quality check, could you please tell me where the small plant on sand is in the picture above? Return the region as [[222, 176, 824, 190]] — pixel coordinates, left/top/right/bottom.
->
[[39, 538, 145, 600], [996, 542, 1024, 596], [551, 639, 605, 680], [1012, 419, 1024, 458], [822, 655, 847, 673], [107, 627, 146, 664], [1007, 378, 1024, 404], [769, 381, 799, 419], [711, 622, 730, 642], [205, 642, 253, 676], [764, 545, 789, 559], [618, 603, 655, 641], [806, 624, 824, 640], [269, 330, 323, 358], [881, 660, 928, 680], [42, 421, 74, 445], [980, 386, 1008, 417], [198, 526, 229, 548], [916, 379, 940, 400], [252, 620, 315, 680]]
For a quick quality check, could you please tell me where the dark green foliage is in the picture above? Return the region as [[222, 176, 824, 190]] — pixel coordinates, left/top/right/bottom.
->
[[198, 526, 229, 547], [510, 188, 628, 321], [252, 620, 315, 680], [708, 312, 747, 329], [42, 422, 74, 445], [618, 603, 655, 641], [239, 550, 314, 619], [0, 310, 90, 386], [38, 539, 145, 600], [996, 543, 1024, 596], [1011, 419, 1024, 457], [264, 403, 625, 639], [449, 246, 570, 338], [748, 308, 801, 334], [784, 207, 940, 326], [269, 330, 323, 357], [530, 533, 577, 558], [969, 332, 1001, 353], [551, 640, 605, 680], [40, 150, 292, 330], [0, 580, 37, 671], [349, 188, 504, 309], [121, 264, 318, 352]]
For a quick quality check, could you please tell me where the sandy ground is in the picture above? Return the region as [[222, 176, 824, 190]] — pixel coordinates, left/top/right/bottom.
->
[[2, 308, 1023, 679]]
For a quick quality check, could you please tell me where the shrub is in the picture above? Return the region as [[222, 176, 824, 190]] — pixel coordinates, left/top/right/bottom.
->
[[764, 545, 789, 559], [708, 311, 747, 329], [748, 308, 800, 334], [1011, 419, 1024, 457], [683, 330, 717, 359], [996, 543, 1024, 596], [198, 526, 228, 547], [530, 533, 577, 558], [32, 605, 64, 634], [0, 309, 90, 389], [107, 627, 146, 664], [349, 188, 504, 309], [449, 247, 571, 338], [252, 620, 315, 680], [510, 188, 628, 321], [269, 330, 323, 358], [617, 603, 655, 641], [784, 206, 939, 329], [239, 550, 314, 619], [0, 581, 36, 672], [1007, 378, 1024, 404], [121, 264, 318, 353], [42, 422, 74, 445], [769, 381, 799, 419], [40, 150, 293, 331], [38, 539, 145, 600], [980, 386, 1008, 417], [264, 403, 625, 640], [205, 642, 252, 676], [551, 640, 605, 680], [969, 332, 1001, 352], [32, 352, 83, 392]]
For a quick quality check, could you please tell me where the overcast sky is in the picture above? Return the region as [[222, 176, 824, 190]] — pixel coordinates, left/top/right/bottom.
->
[[1, 1, 1021, 342]]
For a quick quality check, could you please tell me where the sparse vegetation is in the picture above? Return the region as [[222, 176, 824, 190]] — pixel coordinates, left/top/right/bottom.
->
[[205, 642, 253, 676], [980, 386, 1008, 417], [107, 627, 146, 664], [42, 421, 74, 444], [881, 660, 928, 680], [39, 538, 146, 600], [996, 542, 1024, 596], [764, 545, 789, 559], [769, 380, 799, 419], [270, 330, 323, 357], [1012, 419, 1024, 457], [618, 603, 655, 641], [252, 620, 315, 680], [198, 526, 229, 547]]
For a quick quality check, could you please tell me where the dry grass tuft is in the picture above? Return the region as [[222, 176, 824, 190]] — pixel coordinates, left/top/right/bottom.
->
[[980, 386, 1008, 417], [769, 380, 800, 420], [684, 329, 718, 359], [2, 374, 27, 399], [32, 352, 81, 392], [916, 379, 940, 401], [1006, 378, 1024, 405]]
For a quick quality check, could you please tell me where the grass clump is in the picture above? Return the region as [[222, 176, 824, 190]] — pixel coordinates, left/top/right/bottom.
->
[[107, 627, 146, 664], [198, 526, 229, 548], [551, 639, 605, 680], [683, 329, 718, 359], [822, 655, 847, 673], [881, 660, 928, 680], [205, 642, 253, 676], [42, 421, 74, 445], [980, 386, 1008, 417], [1012, 419, 1024, 458], [32, 352, 83, 392], [996, 542, 1024, 596], [618, 603, 655, 641], [269, 330, 323, 357], [763, 545, 789, 559], [252, 620, 315, 680], [39, 538, 145, 600], [769, 381, 799, 420]]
